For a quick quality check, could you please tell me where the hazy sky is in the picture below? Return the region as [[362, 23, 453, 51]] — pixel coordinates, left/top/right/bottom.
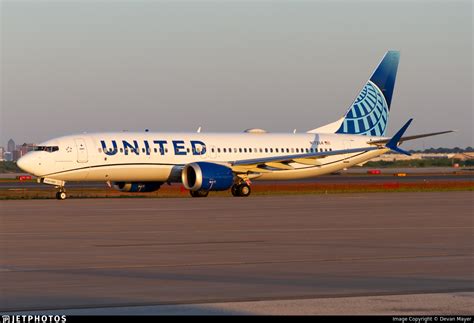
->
[[1, 0, 472, 149]]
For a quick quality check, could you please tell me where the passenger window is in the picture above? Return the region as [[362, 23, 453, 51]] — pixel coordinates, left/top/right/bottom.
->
[[296, 148, 299, 153], [239, 148, 242, 153], [275, 148, 279, 153], [249, 148, 252, 153], [265, 148, 268, 153], [244, 148, 247, 153]]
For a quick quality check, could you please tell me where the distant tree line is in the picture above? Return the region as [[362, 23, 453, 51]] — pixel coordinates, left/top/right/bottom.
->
[[0, 161, 21, 173], [407, 147, 474, 154], [365, 159, 474, 168]]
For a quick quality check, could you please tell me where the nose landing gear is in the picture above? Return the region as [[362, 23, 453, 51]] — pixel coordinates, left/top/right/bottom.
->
[[38, 178, 68, 200], [55, 187, 67, 200]]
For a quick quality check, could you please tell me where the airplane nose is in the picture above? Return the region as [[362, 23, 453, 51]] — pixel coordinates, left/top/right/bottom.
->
[[17, 154, 36, 175]]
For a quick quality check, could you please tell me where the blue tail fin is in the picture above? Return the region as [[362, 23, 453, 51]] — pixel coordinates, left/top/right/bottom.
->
[[336, 51, 400, 136]]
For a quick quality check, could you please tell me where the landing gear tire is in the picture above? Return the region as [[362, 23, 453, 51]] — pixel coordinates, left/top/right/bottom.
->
[[56, 191, 67, 200], [190, 190, 209, 198], [238, 183, 251, 197], [231, 184, 239, 197], [231, 183, 251, 197]]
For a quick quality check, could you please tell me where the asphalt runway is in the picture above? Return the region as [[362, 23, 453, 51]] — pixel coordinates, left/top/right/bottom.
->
[[1, 192, 473, 313]]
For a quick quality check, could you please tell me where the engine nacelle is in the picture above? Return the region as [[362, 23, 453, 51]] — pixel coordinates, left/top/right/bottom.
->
[[113, 182, 162, 192], [182, 162, 234, 191]]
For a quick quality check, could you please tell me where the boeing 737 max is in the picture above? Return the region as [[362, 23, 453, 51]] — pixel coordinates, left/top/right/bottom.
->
[[17, 51, 453, 199]]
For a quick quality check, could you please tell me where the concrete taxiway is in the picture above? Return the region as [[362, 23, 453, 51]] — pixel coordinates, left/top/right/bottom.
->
[[1, 192, 473, 314]]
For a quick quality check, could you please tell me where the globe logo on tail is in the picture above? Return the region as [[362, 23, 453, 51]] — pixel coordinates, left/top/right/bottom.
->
[[336, 80, 389, 136]]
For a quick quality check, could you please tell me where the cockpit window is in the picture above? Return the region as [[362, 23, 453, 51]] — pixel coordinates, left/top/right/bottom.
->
[[34, 146, 59, 152]]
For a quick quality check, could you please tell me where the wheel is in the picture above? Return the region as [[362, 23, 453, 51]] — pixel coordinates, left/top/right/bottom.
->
[[56, 191, 67, 200], [238, 183, 251, 197], [231, 184, 239, 197], [190, 190, 209, 198], [232, 183, 251, 197]]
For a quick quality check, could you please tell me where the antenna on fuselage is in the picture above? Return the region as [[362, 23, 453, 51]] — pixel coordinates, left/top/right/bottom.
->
[[293, 129, 297, 134], [197, 126, 202, 133]]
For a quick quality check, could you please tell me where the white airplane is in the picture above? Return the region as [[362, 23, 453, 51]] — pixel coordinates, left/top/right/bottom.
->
[[17, 51, 452, 199]]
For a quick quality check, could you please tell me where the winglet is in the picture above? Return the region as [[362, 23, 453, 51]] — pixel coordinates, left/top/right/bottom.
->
[[385, 119, 413, 156]]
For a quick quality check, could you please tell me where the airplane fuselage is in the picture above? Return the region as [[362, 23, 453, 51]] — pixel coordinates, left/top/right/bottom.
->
[[19, 131, 389, 183]]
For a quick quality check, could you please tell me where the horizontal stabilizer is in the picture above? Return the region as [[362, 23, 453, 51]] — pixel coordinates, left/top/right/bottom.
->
[[368, 130, 454, 145], [385, 119, 413, 156]]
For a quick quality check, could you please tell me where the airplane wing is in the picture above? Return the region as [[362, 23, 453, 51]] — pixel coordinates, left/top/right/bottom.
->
[[230, 146, 383, 173]]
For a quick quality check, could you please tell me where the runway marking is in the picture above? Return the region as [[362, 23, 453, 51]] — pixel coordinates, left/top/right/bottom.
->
[[94, 240, 266, 247], [1, 226, 473, 235], [1, 253, 472, 273], [97, 205, 291, 212]]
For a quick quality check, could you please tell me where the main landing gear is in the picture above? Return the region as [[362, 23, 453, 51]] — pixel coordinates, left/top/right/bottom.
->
[[55, 187, 67, 200], [188, 182, 252, 198], [189, 190, 209, 198], [231, 182, 251, 197]]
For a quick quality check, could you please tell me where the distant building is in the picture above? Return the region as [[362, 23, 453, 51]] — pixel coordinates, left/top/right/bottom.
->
[[4, 151, 13, 162], [12, 150, 22, 161], [7, 139, 15, 153], [370, 152, 473, 162], [17, 143, 34, 158], [371, 153, 452, 162], [451, 152, 474, 161], [0, 146, 4, 161]]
